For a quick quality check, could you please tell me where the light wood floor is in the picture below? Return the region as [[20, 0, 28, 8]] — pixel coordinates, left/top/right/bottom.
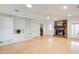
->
[[0, 36, 79, 54]]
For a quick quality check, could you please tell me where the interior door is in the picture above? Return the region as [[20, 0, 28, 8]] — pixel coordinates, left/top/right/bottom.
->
[[40, 24, 43, 36]]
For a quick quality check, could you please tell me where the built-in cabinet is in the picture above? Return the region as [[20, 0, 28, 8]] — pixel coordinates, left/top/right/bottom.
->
[[54, 20, 67, 38]]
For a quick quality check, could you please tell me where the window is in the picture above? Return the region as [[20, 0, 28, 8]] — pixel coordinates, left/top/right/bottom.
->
[[71, 23, 79, 35]]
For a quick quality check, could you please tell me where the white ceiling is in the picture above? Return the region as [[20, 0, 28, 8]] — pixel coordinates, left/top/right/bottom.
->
[[0, 4, 79, 20]]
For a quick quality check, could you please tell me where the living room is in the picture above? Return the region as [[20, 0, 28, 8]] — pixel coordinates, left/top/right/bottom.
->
[[0, 4, 79, 54]]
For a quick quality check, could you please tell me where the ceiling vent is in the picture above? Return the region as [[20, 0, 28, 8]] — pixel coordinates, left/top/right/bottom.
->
[[77, 5, 79, 8], [0, 41, 3, 43], [14, 9, 20, 12]]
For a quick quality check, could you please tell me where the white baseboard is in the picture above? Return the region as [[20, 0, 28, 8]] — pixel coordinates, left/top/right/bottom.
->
[[0, 37, 31, 46]]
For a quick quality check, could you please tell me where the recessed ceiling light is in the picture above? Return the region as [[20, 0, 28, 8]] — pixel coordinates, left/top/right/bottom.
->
[[68, 14, 71, 17], [26, 4, 32, 8], [49, 24, 52, 28], [46, 16, 50, 19], [63, 5, 68, 10], [49, 24, 52, 31], [49, 28, 52, 31]]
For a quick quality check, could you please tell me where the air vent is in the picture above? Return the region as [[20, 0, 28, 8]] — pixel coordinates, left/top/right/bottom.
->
[[14, 9, 20, 12], [0, 41, 3, 43], [77, 5, 79, 8]]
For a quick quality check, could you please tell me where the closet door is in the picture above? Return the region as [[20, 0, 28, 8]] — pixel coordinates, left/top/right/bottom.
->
[[25, 18, 31, 39]]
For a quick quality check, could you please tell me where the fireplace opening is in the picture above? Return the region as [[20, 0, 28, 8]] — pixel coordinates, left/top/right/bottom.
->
[[56, 28, 64, 36]]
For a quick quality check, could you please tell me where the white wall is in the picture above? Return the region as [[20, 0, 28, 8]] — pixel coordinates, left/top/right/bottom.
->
[[0, 14, 13, 45], [25, 18, 31, 39], [13, 16, 25, 42], [30, 19, 54, 37], [0, 13, 56, 46], [43, 19, 54, 36], [0, 14, 32, 46]]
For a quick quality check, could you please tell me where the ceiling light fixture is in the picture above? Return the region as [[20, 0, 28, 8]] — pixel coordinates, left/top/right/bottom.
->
[[63, 5, 68, 10], [68, 14, 71, 17], [49, 24, 52, 31], [49, 24, 52, 28], [46, 16, 50, 19], [26, 4, 32, 8]]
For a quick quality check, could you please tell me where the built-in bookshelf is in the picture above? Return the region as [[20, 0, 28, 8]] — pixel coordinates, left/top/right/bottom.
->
[[54, 20, 67, 38]]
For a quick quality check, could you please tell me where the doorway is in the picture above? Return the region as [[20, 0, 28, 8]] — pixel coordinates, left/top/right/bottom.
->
[[40, 24, 43, 36]]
